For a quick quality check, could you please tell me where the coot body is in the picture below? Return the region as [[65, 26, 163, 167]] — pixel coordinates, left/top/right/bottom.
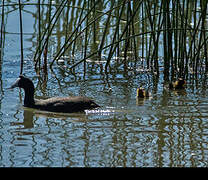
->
[[136, 87, 150, 98], [10, 75, 100, 113], [169, 78, 186, 90]]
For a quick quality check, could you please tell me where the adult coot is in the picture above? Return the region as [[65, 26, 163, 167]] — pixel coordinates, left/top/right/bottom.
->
[[10, 75, 100, 113]]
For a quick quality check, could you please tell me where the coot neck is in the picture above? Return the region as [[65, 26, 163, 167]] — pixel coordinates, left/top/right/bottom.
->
[[23, 86, 35, 107]]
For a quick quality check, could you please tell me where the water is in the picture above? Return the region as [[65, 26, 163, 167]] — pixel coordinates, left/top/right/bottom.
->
[[1, 1, 208, 167]]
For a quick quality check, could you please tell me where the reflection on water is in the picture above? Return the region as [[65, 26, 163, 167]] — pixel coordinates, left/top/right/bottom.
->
[[2, 89, 208, 167], [1, 1, 208, 167]]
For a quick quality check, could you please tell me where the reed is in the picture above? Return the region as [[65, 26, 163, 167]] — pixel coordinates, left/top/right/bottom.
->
[[37, 0, 41, 74], [105, 0, 142, 73], [98, 0, 115, 57], [105, 0, 126, 73], [18, 0, 24, 75], [34, 0, 68, 70], [1, 0, 208, 81], [72, 0, 86, 56], [43, 0, 52, 76], [0, 0, 4, 48], [0, 0, 5, 60], [50, 0, 105, 66]]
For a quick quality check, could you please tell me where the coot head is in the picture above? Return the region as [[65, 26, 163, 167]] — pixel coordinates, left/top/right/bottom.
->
[[10, 75, 34, 90]]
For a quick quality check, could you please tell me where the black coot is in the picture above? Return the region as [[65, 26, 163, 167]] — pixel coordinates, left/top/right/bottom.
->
[[10, 75, 100, 113]]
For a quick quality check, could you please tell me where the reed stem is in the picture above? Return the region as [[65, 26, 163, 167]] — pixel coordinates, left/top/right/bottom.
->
[[18, 0, 24, 75]]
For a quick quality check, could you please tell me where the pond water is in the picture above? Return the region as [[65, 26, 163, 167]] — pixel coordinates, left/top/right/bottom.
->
[[1, 1, 208, 167]]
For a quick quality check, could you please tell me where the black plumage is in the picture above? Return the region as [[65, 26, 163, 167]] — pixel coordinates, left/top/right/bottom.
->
[[10, 75, 100, 113]]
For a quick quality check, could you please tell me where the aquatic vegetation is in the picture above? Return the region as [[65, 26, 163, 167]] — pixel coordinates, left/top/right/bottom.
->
[[0, 0, 207, 82]]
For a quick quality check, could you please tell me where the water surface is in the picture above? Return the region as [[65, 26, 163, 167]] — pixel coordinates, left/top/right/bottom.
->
[[1, 1, 208, 167]]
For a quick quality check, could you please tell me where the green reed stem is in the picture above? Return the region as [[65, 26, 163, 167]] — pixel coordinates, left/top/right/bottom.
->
[[201, 1, 207, 73], [105, 0, 125, 66], [37, 0, 41, 73], [18, 0, 24, 75], [129, 2, 137, 63], [0, 0, 5, 57], [123, 0, 131, 62], [98, 0, 115, 57], [72, 0, 86, 56], [43, 0, 52, 75]]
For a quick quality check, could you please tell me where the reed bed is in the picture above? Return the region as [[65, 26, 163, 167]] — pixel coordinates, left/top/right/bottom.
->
[[0, 0, 208, 82]]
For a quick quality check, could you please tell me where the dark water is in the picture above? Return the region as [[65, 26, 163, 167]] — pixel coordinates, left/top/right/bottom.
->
[[1, 1, 208, 167]]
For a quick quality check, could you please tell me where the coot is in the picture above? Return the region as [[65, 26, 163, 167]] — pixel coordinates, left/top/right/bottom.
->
[[169, 78, 186, 90], [136, 87, 151, 98], [10, 75, 100, 113]]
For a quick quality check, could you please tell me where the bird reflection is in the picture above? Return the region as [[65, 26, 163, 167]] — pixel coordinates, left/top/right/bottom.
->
[[172, 89, 187, 96], [23, 108, 34, 129], [21, 107, 90, 129]]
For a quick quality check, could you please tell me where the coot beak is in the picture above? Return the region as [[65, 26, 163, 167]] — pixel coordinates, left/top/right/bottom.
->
[[8, 77, 21, 89]]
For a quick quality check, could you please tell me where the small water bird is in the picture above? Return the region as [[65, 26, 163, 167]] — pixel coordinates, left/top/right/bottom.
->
[[169, 78, 186, 90], [136, 87, 151, 98], [10, 75, 100, 113]]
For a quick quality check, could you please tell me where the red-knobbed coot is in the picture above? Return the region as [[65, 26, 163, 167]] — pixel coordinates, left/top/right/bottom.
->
[[10, 75, 100, 113]]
